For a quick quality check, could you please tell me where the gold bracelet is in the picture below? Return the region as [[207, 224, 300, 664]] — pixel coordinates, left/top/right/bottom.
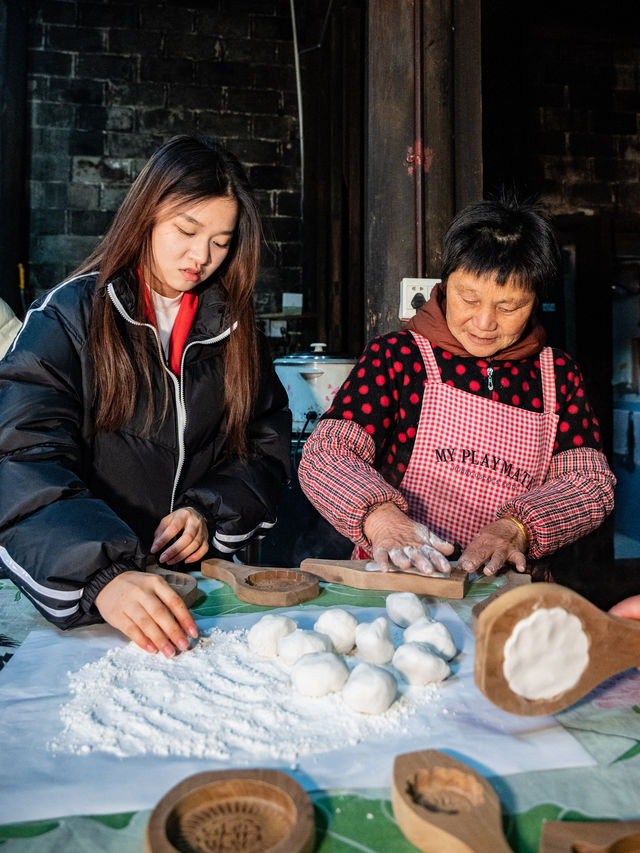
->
[[501, 514, 530, 551]]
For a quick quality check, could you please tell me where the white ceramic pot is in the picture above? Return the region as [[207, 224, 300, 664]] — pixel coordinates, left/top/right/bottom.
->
[[275, 343, 356, 433]]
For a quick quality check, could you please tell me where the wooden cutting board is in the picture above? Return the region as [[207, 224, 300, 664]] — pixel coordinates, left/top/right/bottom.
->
[[541, 820, 640, 852], [300, 558, 468, 599]]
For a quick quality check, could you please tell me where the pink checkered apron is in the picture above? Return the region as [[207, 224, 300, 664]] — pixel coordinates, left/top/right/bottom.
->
[[396, 333, 559, 548], [353, 335, 559, 559]]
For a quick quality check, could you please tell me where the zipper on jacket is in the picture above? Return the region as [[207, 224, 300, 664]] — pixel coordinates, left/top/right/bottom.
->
[[107, 282, 235, 512], [487, 366, 494, 391], [171, 321, 236, 509]]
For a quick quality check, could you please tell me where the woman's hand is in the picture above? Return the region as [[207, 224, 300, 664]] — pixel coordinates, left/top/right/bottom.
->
[[150, 507, 209, 565], [457, 518, 528, 575], [95, 571, 198, 656], [609, 595, 640, 620], [363, 502, 454, 575]]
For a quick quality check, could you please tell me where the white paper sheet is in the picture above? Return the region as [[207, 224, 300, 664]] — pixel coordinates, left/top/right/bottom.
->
[[0, 604, 595, 823]]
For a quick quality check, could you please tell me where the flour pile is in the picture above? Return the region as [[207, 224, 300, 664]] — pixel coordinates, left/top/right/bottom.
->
[[50, 626, 443, 761]]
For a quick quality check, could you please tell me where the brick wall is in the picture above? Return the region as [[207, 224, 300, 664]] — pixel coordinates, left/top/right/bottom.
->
[[534, 32, 640, 217], [27, 0, 301, 315], [483, 2, 640, 221]]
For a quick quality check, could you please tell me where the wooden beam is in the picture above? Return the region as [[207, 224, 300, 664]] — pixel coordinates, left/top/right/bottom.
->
[[423, 0, 454, 276], [453, 0, 483, 210], [0, 0, 28, 314], [364, 0, 415, 339]]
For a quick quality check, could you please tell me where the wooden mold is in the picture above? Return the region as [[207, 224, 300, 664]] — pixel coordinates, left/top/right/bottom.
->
[[146, 565, 200, 608], [145, 768, 315, 853], [475, 582, 640, 716], [201, 558, 320, 606], [300, 558, 468, 599], [541, 820, 640, 852], [392, 750, 512, 852], [471, 570, 532, 631]]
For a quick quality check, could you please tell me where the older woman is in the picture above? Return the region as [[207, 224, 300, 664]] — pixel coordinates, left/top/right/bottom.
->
[[298, 198, 615, 577]]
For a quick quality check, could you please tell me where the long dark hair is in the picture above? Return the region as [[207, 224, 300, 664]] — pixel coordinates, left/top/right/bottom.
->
[[79, 134, 261, 456], [441, 196, 561, 300]]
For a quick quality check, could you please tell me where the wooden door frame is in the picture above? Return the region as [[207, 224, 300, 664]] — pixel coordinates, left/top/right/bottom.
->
[[0, 0, 28, 315], [365, 0, 483, 340]]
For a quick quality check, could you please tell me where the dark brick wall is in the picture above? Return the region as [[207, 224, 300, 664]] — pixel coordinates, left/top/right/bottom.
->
[[27, 0, 301, 313], [483, 2, 640, 220], [535, 34, 640, 216]]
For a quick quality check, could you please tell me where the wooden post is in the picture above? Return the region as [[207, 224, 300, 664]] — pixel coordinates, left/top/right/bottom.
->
[[0, 0, 28, 315], [365, 0, 483, 337], [423, 0, 454, 277], [364, 0, 415, 340], [453, 0, 483, 212]]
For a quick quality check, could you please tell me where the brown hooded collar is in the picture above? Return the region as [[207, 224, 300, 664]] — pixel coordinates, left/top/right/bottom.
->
[[405, 282, 546, 361]]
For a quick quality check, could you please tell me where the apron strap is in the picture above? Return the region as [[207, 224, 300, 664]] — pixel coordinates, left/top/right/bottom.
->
[[539, 347, 556, 415], [408, 331, 441, 383], [410, 331, 557, 414]]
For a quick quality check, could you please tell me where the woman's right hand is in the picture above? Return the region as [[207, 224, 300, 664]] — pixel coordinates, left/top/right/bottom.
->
[[363, 502, 454, 575], [95, 571, 198, 656]]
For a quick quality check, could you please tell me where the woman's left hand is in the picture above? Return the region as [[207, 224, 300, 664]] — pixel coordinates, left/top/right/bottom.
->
[[457, 518, 528, 576], [150, 507, 210, 565]]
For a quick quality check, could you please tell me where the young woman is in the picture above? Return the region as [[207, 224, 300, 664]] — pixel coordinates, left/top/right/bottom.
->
[[0, 135, 291, 656], [298, 197, 615, 576]]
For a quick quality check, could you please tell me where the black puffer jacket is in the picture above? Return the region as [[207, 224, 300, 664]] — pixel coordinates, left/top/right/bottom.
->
[[0, 272, 291, 628]]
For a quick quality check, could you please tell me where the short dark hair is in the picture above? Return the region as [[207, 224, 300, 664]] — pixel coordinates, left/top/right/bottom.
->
[[440, 196, 561, 299]]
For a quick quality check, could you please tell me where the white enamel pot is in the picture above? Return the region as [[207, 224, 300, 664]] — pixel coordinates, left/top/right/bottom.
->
[[275, 343, 356, 433]]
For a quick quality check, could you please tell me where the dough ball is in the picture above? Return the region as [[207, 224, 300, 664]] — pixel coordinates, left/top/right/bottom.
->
[[313, 608, 358, 654], [355, 616, 394, 665], [386, 592, 429, 627], [290, 652, 350, 697], [343, 663, 397, 714], [503, 607, 589, 700], [277, 629, 334, 666], [247, 614, 297, 658], [392, 642, 451, 685], [404, 616, 457, 660]]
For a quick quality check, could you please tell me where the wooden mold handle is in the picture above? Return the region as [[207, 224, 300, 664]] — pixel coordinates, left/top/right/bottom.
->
[[392, 751, 512, 853]]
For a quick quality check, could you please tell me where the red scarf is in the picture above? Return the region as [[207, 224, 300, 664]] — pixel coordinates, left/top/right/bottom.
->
[[142, 282, 199, 376], [406, 282, 546, 361]]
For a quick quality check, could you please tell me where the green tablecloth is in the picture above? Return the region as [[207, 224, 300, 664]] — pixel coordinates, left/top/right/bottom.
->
[[1, 572, 640, 852]]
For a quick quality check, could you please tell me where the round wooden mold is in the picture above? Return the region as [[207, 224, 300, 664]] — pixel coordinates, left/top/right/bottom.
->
[[245, 569, 310, 593], [201, 559, 320, 606], [392, 750, 511, 853], [145, 769, 315, 853], [146, 565, 200, 608]]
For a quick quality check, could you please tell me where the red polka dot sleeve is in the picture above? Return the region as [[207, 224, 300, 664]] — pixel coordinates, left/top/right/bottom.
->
[[297, 418, 408, 547], [499, 446, 615, 558], [321, 333, 425, 486]]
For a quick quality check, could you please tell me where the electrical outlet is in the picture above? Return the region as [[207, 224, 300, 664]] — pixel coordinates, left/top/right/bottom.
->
[[399, 278, 440, 320], [268, 319, 287, 337]]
